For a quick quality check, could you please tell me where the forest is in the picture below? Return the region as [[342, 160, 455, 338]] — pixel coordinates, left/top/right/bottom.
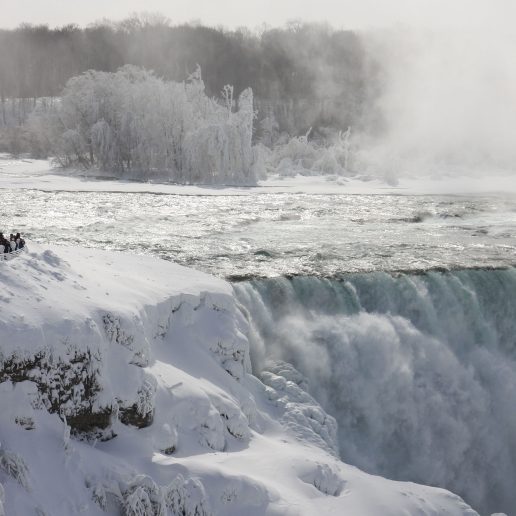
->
[[0, 15, 371, 133], [0, 15, 375, 183]]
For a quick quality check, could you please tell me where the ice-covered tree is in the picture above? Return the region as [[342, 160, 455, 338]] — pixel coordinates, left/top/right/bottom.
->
[[30, 65, 259, 185], [184, 86, 256, 184]]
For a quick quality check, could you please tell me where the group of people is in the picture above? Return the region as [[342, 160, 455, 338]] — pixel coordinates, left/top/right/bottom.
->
[[0, 232, 25, 255]]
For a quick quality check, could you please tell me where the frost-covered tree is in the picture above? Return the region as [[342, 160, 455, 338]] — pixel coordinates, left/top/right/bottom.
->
[[259, 105, 280, 149], [184, 86, 256, 184], [30, 65, 259, 185], [267, 127, 358, 177]]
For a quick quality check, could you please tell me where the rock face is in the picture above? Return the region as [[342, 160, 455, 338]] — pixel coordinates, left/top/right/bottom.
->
[[0, 246, 247, 436], [0, 347, 109, 435], [0, 245, 479, 516]]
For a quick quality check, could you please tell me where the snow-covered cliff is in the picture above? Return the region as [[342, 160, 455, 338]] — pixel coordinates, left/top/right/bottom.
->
[[0, 246, 478, 515]]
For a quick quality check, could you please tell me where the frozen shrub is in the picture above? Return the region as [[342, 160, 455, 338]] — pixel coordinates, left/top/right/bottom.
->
[[0, 450, 30, 490], [119, 376, 157, 428], [116, 474, 211, 516], [165, 474, 211, 516], [299, 463, 345, 496], [268, 127, 356, 177], [122, 476, 167, 516]]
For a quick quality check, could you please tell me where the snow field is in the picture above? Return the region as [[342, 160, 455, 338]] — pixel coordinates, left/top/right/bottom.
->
[[2, 154, 516, 196]]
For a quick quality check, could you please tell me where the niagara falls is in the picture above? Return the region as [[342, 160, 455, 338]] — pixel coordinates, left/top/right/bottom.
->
[[1, 1, 515, 515]]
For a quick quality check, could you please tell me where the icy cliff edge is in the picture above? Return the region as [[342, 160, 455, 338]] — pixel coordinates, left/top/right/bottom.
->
[[0, 245, 478, 515]]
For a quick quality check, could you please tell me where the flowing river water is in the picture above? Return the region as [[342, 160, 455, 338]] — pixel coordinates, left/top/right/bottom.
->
[[1, 189, 516, 277]]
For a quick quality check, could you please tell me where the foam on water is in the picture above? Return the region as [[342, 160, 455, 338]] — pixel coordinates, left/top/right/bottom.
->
[[234, 269, 516, 514]]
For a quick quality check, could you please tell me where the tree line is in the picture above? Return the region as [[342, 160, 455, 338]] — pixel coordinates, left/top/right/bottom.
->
[[0, 15, 371, 136]]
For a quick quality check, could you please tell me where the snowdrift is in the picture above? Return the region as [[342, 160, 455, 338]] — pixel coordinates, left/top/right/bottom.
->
[[0, 245, 478, 515]]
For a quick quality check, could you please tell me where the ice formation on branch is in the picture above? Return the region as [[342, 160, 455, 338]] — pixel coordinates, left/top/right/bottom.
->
[[267, 127, 356, 177]]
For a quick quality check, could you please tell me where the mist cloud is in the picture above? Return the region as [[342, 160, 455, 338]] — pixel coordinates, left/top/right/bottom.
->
[[360, 24, 516, 176]]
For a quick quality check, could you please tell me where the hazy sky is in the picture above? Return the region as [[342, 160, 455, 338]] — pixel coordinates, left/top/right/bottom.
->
[[1, 0, 514, 30]]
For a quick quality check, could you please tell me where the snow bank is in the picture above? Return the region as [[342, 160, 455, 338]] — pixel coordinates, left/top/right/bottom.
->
[[2, 154, 516, 196], [0, 245, 478, 515]]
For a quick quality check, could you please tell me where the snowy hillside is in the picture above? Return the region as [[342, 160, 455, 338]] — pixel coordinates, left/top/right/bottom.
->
[[0, 245, 478, 515]]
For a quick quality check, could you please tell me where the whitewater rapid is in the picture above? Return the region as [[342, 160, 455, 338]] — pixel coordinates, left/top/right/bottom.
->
[[0, 188, 516, 277], [234, 268, 516, 514]]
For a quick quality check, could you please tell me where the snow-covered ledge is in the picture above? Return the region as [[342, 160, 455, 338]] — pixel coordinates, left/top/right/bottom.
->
[[0, 247, 27, 262], [0, 245, 479, 515]]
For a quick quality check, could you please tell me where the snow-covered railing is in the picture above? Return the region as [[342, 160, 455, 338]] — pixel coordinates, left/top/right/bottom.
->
[[1, 247, 27, 261]]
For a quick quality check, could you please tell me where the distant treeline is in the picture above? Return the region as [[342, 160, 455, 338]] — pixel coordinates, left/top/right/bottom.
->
[[0, 15, 372, 136]]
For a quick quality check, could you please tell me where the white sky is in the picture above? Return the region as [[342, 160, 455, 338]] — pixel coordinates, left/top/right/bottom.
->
[[1, 0, 514, 30]]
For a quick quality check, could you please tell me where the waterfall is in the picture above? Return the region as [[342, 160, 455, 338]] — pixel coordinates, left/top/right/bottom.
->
[[234, 268, 516, 514]]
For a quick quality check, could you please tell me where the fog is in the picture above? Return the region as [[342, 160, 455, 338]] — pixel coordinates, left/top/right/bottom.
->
[[359, 25, 516, 176], [3, 0, 511, 31], [1, 2, 516, 179]]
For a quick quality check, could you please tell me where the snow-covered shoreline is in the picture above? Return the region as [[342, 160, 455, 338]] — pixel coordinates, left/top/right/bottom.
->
[[0, 244, 479, 515], [2, 155, 516, 197]]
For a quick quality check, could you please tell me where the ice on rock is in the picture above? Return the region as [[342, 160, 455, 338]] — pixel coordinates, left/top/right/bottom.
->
[[0, 381, 39, 430], [119, 375, 157, 428], [170, 389, 253, 452], [103, 313, 148, 367], [213, 399, 251, 440], [298, 462, 346, 496], [167, 293, 251, 381], [152, 423, 178, 455], [198, 406, 227, 452], [261, 361, 339, 456]]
